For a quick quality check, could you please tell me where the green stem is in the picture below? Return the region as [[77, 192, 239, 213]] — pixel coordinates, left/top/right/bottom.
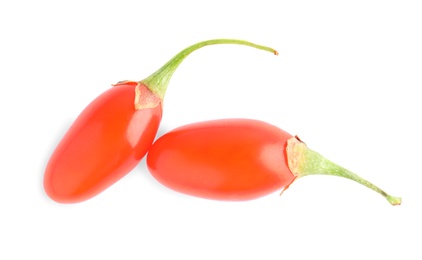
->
[[286, 137, 401, 206], [140, 39, 278, 100]]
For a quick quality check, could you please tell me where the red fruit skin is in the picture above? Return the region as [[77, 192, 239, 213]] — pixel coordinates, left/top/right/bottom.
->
[[44, 81, 162, 203], [146, 119, 296, 201]]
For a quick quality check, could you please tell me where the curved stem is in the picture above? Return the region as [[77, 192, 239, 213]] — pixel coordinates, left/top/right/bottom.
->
[[286, 137, 401, 206], [140, 39, 278, 99]]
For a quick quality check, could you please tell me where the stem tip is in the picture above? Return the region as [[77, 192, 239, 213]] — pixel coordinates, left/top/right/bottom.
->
[[387, 195, 402, 206]]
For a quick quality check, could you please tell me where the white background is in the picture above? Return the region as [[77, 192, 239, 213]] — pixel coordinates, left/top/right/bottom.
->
[[1, 1, 421, 259]]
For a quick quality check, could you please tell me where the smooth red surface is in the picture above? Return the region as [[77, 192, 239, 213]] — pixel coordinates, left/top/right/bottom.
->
[[147, 119, 296, 201], [44, 82, 162, 203]]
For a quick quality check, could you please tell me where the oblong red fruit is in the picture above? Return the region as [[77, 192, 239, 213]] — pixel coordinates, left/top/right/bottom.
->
[[147, 119, 295, 201]]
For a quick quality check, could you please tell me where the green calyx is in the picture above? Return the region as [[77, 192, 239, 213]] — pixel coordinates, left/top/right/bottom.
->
[[286, 136, 402, 206], [140, 39, 278, 100]]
